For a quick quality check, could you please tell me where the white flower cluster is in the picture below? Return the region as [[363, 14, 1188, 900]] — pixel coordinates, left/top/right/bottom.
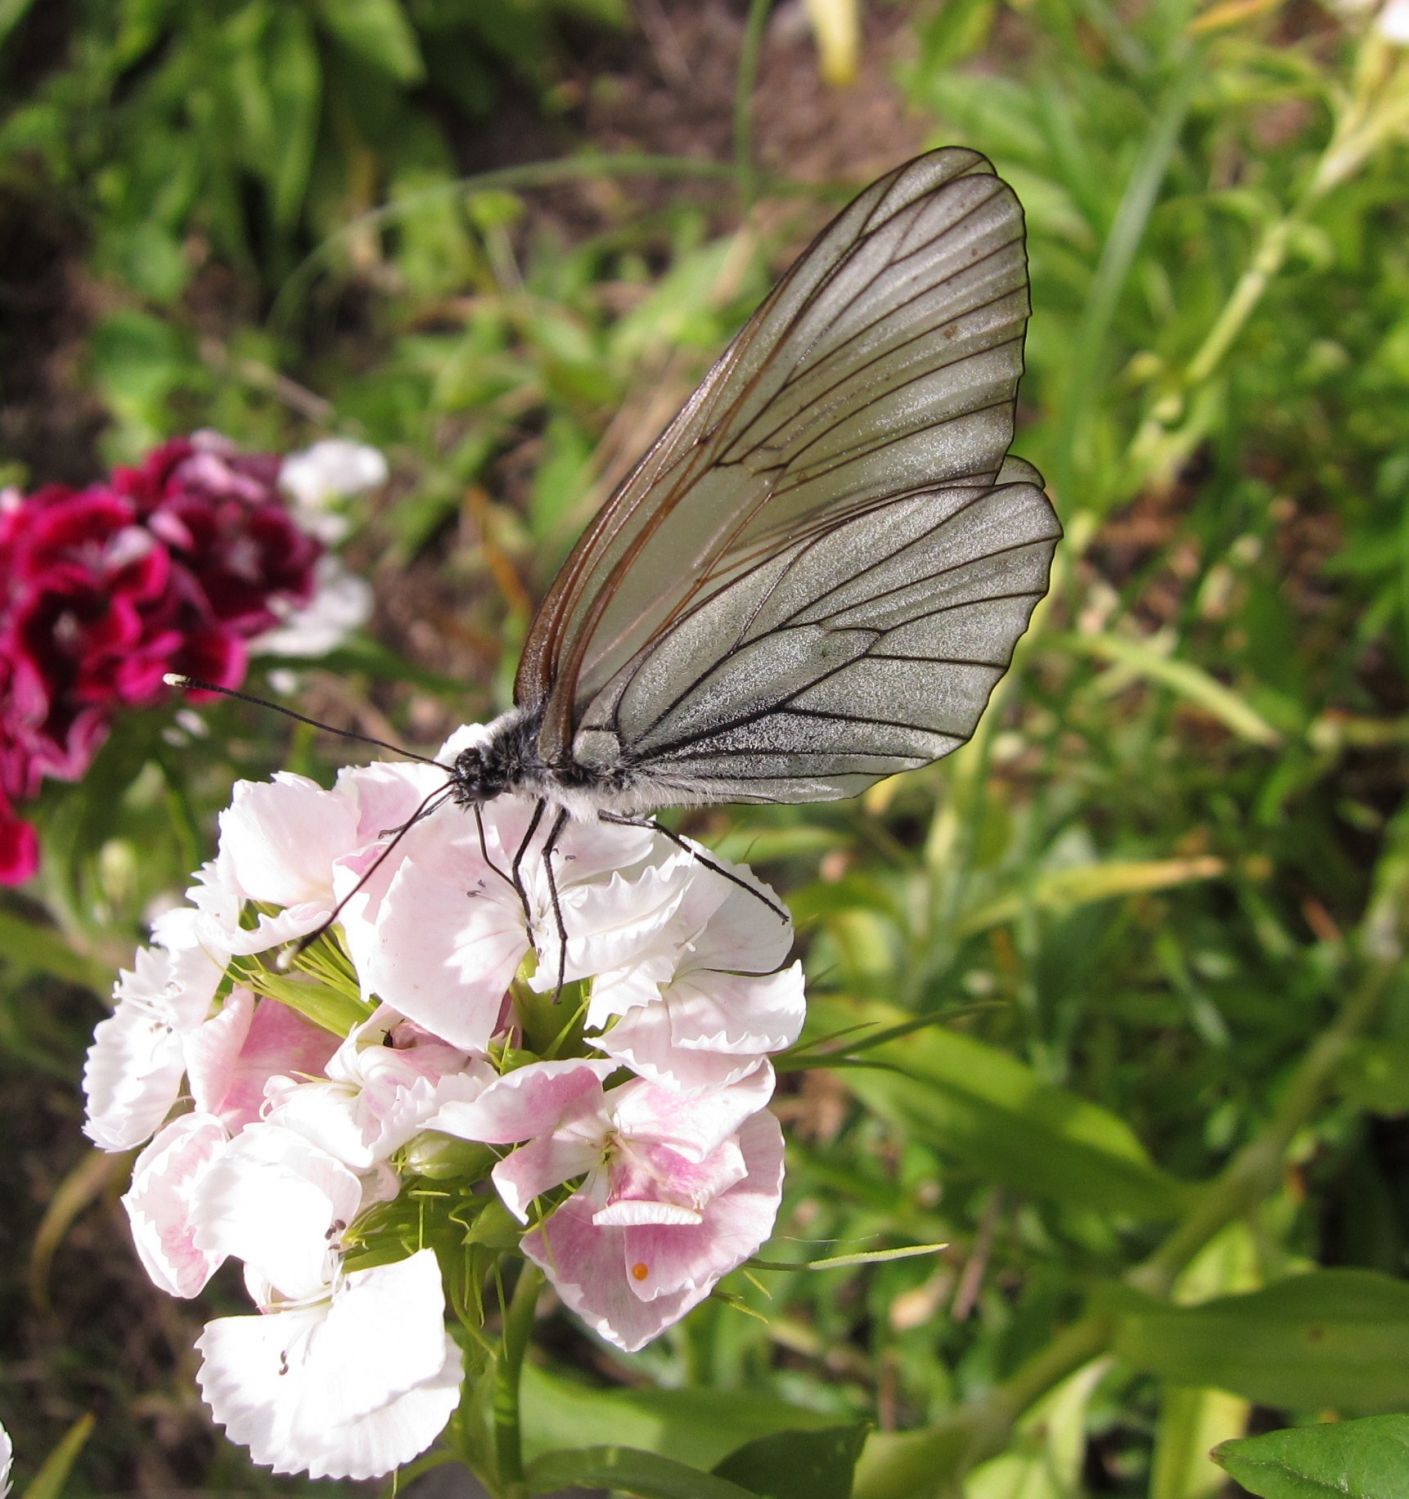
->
[[83, 726, 802, 1480]]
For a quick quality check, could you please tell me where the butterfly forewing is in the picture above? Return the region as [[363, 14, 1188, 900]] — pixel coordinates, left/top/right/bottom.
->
[[516, 148, 1059, 806]]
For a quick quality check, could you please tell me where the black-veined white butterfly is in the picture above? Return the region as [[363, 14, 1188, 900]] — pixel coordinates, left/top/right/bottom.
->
[[452, 149, 1059, 825]]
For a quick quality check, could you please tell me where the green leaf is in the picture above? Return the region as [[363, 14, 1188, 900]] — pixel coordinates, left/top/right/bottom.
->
[[1052, 631, 1286, 747], [313, 0, 424, 82], [1335, 1038, 1409, 1116], [527, 1445, 758, 1498], [966, 1362, 1106, 1499], [955, 853, 1231, 937], [1213, 1416, 1409, 1499], [820, 1001, 1194, 1220], [520, 1364, 842, 1470], [262, 5, 322, 228], [1111, 1271, 1409, 1412], [713, 1424, 869, 1499], [0, 0, 40, 50], [19, 1413, 95, 1499], [0, 907, 110, 991]]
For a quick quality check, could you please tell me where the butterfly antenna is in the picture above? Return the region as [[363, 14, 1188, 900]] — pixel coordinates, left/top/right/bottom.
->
[[275, 781, 458, 970], [163, 673, 450, 769]]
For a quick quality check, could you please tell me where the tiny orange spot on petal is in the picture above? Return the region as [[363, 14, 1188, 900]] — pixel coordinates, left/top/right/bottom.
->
[[631, 1262, 649, 1281]]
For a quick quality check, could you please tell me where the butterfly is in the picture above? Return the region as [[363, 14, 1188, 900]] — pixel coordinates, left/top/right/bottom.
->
[[447, 148, 1058, 874], [174, 147, 1060, 973]]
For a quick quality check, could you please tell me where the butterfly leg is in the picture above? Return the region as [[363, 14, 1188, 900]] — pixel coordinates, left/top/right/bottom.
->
[[598, 812, 789, 924], [509, 798, 547, 940], [472, 802, 521, 907], [540, 806, 571, 1000]]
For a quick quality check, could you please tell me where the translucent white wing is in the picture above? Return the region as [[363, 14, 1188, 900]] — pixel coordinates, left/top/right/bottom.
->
[[571, 456, 1059, 804], [518, 149, 1042, 778]]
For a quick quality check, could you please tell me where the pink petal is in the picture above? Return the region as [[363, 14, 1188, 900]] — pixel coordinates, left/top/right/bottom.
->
[[219, 998, 338, 1130], [430, 1058, 615, 1145], [491, 1133, 603, 1222], [184, 989, 255, 1119], [620, 1110, 784, 1305], [609, 1064, 775, 1163], [123, 1113, 230, 1297], [522, 1194, 705, 1354]]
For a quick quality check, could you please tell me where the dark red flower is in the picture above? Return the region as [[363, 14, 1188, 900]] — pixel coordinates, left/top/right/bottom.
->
[[0, 433, 329, 884]]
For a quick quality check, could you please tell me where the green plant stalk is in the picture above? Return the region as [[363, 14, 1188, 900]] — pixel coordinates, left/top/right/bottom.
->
[[852, 957, 1395, 1499], [272, 150, 804, 330], [1136, 40, 1409, 450], [734, 0, 773, 213], [492, 1263, 542, 1499]]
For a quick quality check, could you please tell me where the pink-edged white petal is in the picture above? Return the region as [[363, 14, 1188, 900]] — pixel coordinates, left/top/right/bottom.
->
[[362, 815, 527, 1051], [597, 965, 805, 1094], [620, 1109, 784, 1305], [219, 774, 359, 911], [491, 1131, 605, 1223], [122, 1112, 230, 1297], [522, 1194, 706, 1354], [195, 1250, 460, 1480], [192, 1124, 361, 1300], [0, 1418, 11, 1499], [609, 1064, 776, 1164], [82, 935, 228, 1151], [428, 1058, 616, 1146]]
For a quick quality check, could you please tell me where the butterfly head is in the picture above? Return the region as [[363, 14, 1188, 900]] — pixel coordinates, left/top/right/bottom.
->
[[447, 708, 540, 808]]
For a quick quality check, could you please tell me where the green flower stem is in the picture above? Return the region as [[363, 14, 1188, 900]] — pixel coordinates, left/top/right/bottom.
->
[[492, 1263, 542, 1499], [733, 0, 773, 213], [853, 956, 1394, 1499], [1129, 956, 1394, 1298], [1133, 40, 1409, 468]]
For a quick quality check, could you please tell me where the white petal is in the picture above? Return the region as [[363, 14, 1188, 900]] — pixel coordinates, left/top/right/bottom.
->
[[83, 1000, 188, 1151], [193, 1124, 362, 1300], [610, 1064, 776, 1163], [279, 439, 388, 508], [123, 1113, 230, 1297], [219, 773, 359, 910], [195, 1250, 460, 1480], [251, 558, 372, 657]]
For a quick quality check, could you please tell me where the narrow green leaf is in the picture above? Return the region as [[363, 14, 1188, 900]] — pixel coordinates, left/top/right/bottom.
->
[[1053, 631, 1285, 746], [714, 1423, 869, 1499], [1111, 1271, 1409, 1411], [752, 1243, 945, 1272], [263, 6, 322, 228], [527, 1445, 758, 1498], [20, 1413, 94, 1499], [0, 908, 110, 990], [1214, 1416, 1409, 1499], [820, 1001, 1194, 1220], [313, 0, 424, 81], [956, 853, 1229, 937], [520, 1364, 840, 1470]]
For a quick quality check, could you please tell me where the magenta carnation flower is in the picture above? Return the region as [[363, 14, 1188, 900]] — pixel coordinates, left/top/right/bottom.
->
[[0, 433, 377, 884]]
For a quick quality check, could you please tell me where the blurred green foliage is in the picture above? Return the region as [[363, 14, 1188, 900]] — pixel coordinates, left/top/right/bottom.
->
[[2, 0, 1409, 1495]]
